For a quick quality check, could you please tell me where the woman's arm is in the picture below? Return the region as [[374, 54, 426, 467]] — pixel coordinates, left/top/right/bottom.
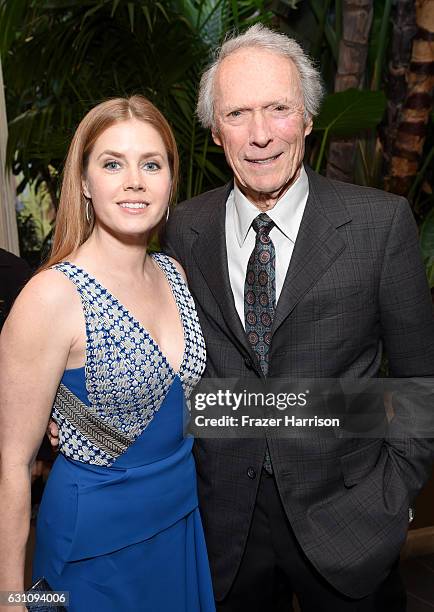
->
[[0, 271, 74, 601]]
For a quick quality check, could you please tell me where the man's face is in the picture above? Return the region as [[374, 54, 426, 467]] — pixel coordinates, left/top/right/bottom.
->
[[212, 48, 312, 210]]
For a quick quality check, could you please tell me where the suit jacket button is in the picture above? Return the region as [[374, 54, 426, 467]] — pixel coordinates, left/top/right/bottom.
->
[[247, 467, 256, 479]]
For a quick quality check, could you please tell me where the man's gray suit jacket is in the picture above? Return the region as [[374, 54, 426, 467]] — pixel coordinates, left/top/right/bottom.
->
[[163, 167, 434, 601]]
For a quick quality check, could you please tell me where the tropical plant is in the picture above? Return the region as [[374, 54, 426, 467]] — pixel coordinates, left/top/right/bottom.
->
[[326, 0, 374, 182], [0, 0, 272, 212], [310, 88, 386, 173], [381, 0, 416, 179], [1, 0, 433, 288], [386, 0, 434, 196]]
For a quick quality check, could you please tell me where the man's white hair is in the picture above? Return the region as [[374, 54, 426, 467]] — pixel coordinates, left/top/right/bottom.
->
[[196, 24, 323, 129]]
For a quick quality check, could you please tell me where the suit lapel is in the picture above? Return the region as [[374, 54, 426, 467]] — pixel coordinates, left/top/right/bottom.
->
[[272, 168, 352, 334], [191, 184, 259, 365]]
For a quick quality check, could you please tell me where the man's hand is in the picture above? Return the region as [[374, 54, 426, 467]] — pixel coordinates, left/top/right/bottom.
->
[[46, 419, 59, 450]]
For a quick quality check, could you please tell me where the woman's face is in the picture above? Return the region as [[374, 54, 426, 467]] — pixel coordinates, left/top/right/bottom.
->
[[82, 118, 172, 239]]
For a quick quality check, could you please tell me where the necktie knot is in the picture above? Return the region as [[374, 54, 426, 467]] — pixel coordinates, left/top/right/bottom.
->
[[252, 213, 274, 236]]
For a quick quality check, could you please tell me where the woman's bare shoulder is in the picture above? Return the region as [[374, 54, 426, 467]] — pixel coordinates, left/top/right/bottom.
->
[[7, 268, 79, 326]]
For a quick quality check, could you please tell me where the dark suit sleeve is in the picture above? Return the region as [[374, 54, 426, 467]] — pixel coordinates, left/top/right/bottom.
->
[[379, 197, 434, 501], [380, 197, 434, 377]]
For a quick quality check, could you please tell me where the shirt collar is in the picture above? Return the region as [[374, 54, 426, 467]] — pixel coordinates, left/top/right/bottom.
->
[[233, 165, 309, 246]]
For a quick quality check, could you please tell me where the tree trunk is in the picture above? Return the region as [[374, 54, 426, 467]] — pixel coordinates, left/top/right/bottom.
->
[[381, 0, 417, 173], [326, 0, 374, 182], [385, 0, 434, 195]]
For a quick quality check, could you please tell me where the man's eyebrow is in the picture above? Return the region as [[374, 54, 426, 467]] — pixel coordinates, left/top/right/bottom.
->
[[96, 150, 164, 160], [265, 99, 301, 108], [222, 100, 293, 113], [221, 105, 251, 114]]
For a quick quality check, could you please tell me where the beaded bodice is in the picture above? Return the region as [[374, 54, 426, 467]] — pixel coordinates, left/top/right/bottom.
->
[[51, 253, 206, 466]]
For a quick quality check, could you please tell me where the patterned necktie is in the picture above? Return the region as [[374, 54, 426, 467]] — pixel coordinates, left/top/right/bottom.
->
[[244, 213, 276, 375], [244, 213, 276, 475]]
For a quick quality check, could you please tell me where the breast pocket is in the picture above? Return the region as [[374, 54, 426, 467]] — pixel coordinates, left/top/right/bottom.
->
[[318, 286, 375, 319], [294, 285, 376, 323]]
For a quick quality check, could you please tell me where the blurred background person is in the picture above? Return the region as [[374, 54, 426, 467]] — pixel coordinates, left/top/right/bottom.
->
[[0, 248, 31, 331]]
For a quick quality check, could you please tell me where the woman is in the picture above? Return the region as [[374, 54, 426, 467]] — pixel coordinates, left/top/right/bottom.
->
[[0, 96, 215, 611]]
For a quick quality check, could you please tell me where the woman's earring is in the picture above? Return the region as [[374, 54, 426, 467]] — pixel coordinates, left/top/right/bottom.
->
[[85, 198, 93, 225], [165, 206, 170, 222]]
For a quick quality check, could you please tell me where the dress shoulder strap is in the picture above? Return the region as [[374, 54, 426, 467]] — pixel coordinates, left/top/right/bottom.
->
[[51, 262, 107, 309], [151, 252, 184, 284]]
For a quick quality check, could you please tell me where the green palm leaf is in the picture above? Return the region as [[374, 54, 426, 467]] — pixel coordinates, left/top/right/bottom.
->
[[313, 89, 386, 171], [1, 0, 270, 210]]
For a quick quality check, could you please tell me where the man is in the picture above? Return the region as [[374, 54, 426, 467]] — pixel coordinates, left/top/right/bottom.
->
[[162, 24, 434, 612]]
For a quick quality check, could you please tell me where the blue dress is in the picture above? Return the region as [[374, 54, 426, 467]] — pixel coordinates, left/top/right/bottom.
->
[[33, 254, 215, 612]]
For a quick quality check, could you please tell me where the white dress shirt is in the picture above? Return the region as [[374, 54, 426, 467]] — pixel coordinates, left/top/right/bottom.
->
[[225, 165, 309, 328]]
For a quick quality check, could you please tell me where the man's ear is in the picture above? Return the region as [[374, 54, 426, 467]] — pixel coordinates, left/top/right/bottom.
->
[[304, 115, 313, 137], [82, 177, 91, 199], [211, 127, 222, 147]]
